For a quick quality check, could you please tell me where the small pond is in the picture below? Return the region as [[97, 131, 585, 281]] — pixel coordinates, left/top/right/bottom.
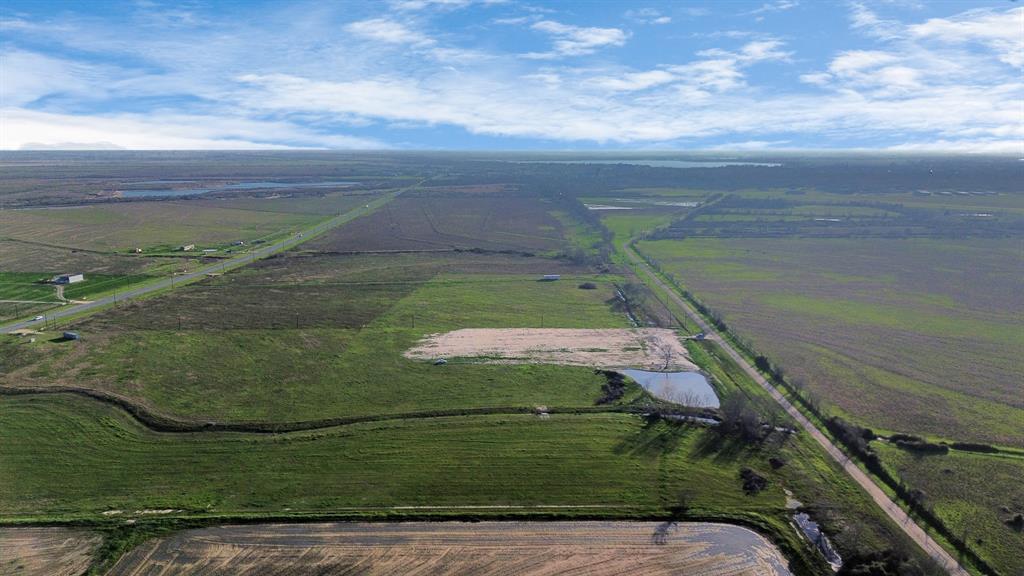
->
[[622, 369, 720, 408], [120, 180, 359, 198]]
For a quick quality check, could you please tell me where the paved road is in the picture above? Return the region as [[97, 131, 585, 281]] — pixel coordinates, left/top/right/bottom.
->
[[0, 193, 397, 334], [624, 243, 970, 576]]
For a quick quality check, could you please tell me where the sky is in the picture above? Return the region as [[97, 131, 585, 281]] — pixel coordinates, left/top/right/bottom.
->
[[1, 0, 1021, 151]]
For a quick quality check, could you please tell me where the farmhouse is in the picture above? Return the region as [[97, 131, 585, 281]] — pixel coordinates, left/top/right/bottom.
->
[[179, 244, 195, 251], [53, 273, 85, 284]]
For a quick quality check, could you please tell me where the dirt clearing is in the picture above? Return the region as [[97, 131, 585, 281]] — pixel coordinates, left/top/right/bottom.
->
[[405, 328, 697, 370], [108, 521, 792, 576], [0, 527, 101, 576]]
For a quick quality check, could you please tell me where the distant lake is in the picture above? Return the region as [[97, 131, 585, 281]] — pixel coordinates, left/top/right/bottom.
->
[[121, 181, 359, 198], [622, 369, 720, 408], [510, 159, 780, 169]]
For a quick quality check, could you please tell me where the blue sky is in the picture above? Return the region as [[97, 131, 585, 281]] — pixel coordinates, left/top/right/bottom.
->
[[1, 0, 1021, 151]]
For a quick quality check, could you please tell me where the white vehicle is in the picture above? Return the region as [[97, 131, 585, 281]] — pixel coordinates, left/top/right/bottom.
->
[[33, 315, 44, 321]]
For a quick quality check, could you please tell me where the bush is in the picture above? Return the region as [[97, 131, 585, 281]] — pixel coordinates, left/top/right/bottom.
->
[[577, 282, 597, 290], [739, 467, 768, 495]]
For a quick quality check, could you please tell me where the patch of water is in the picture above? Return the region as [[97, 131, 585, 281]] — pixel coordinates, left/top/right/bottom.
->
[[622, 369, 720, 408], [584, 204, 634, 210], [120, 180, 359, 198]]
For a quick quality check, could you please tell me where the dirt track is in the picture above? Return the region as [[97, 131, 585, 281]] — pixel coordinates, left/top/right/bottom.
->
[[405, 328, 698, 370], [0, 527, 100, 576], [108, 521, 793, 576]]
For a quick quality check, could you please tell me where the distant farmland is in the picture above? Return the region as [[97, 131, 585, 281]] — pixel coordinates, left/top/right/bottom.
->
[[306, 193, 570, 253], [0, 200, 325, 253], [637, 237, 1024, 446]]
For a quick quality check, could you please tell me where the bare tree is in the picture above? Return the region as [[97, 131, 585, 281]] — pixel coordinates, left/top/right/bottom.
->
[[660, 344, 674, 370]]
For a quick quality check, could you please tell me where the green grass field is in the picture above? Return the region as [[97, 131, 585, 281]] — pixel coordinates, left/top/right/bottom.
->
[[0, 272, 58, 302], [874, 443, 1024, 575], [2, 250, 634, 422], [2, 396, 767, 517], [0, 390, 932, 576]]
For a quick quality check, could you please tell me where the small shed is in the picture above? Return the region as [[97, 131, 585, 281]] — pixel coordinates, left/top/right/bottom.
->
[[54, 273, 85, 284], [179, 244, 195, 252], [62, 331, 80, 340]]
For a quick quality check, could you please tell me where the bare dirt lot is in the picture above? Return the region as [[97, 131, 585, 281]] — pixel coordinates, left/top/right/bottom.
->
[[0, 527, 101, 576], [108, 521, 793, 576], [405, 328, 697, 370]]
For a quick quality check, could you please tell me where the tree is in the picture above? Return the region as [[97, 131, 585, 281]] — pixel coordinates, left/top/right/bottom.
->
[[659, 343, 675, 370]]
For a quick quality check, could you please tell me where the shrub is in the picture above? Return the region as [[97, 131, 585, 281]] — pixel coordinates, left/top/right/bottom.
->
[[739, 467, 768, 494]]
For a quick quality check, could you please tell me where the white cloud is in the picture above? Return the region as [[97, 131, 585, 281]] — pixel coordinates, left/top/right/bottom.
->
[[523, 20, 628, 58], [345, 18, 435, 46], [0, 2, 1019, 152], [492, 16, 531, 25], [744, 1, 799, 16], [625, 9, 672, 25], [908, 7, 1024, 68], [1, 108, 385, 150], [0, 50, 109, 106], [669, 39, 792, 92], [390, 0, 507, 11], [588, 70, 675, 91]]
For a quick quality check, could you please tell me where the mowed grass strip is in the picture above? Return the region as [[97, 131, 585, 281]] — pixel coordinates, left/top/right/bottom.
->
[[0, 395, 779, 519]]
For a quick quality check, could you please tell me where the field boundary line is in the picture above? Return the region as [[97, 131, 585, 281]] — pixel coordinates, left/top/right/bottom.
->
[[0, 385, 644, 434], [622, 241, 971, 576]]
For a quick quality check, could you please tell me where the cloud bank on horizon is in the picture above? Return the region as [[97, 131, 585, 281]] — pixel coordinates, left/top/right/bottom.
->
[[1, 0, 1021, 151]]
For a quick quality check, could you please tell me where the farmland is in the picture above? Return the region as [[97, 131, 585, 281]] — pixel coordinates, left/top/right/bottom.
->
[[635, 237, 1024, 446], [1, 250, 633, 422], [0, 527, 101, 576], [0, 194, 375, 253], [4, 152, 1018, 575], [620, 182, 1023, 575], [305, 192, 569, 253], [108, 521, 794, 576]]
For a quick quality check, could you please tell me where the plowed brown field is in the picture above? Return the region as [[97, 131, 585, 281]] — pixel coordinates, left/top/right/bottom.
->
[[109, 521, 793, 576], [0, 527, 100, 576]]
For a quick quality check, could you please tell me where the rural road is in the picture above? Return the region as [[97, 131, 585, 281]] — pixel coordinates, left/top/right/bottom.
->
[[624, 243, 971, 576], [0, 191, 399, 335]]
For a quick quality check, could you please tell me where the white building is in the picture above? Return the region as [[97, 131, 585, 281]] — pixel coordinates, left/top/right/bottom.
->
[[54, 273, 85, 284]]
